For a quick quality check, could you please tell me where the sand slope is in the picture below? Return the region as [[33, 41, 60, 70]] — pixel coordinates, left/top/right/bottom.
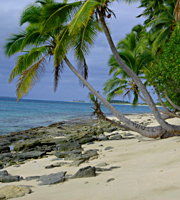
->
[[1, 114, 180, 200]]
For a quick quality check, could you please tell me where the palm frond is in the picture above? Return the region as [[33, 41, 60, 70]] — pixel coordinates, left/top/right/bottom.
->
[[54, 61, 64, 92], [41, 2, 81, 32], [3, 31, 26, 57], [9, 46, 47, 82], [54, 25, 71, 66], [69, 0, 99, 34], [151, 28, 171, 54], [20, 4, 42, 25], [16, 57, 46, 101]]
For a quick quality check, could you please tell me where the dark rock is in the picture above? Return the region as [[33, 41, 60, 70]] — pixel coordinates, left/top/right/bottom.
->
[[25, 176, 41, 181], [16, 151, 46, 160], [0, 175, 21, 183], [106, 178, 115, 183], [0, 170, 8, 177], [0, 164, 4, 169], [37, 171, 66, 185], [0, 146, 10, 153], [105, 146, 113, 151], [72, 166, 96, 178], [57, 141, 82, 152]]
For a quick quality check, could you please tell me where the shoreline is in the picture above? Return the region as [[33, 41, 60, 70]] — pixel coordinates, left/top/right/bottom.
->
[[1, 113, 180, 199]]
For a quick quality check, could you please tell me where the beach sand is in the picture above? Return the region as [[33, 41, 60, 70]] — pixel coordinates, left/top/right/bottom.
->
[[1, 113, 180, 200]]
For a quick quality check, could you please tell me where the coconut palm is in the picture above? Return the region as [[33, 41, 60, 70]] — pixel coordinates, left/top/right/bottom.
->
[[4, 0, 100, 100]]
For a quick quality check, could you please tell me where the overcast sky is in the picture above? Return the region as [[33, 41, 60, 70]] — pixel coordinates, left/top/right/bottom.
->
[[0, 0, 152, 102]]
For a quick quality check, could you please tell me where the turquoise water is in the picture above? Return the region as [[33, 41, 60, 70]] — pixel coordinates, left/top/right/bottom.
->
[[0, 97, 152, 135]]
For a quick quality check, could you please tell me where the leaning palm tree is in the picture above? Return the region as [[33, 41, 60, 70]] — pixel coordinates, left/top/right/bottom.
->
[[37, 0, 180, 136]]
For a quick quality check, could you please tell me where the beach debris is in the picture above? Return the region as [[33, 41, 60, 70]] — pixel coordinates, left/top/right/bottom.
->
[[0, 185, 31, 199], [72, 166, 96, 178], [37, 171, 67, 185], [106, 178, 115, 183], [104, 146, 114, 151]]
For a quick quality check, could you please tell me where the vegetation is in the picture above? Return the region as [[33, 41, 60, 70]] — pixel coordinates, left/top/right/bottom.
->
[[3, 0, 180, 138]]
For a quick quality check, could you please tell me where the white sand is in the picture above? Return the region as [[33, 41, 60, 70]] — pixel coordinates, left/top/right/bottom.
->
[[1, 113, 180, 200]]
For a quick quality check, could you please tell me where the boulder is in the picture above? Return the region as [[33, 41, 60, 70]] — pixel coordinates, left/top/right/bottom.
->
[[0, 185, 31, 199], [0, 175, 21, 183], [72, 166, 96, 178], [0, 146, 10, 153], [37, 171, 67, 185]]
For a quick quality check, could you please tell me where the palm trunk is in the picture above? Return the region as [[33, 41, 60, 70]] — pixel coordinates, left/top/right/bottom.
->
[[64, 56, 166, 138], [99, 12, 180, 134], [135, 88, 180, 119], [155, 90, 170, 112], [164, 92, 180, 111]]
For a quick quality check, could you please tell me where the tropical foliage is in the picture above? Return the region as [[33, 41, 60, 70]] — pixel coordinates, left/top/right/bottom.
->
[[103, 25, 153, 107]]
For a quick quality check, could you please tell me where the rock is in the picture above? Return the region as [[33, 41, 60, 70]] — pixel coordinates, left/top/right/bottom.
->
[[0, 170, 8, 177], [72, 166, 96, 178], [0, 175, 21, 183], [55, 150, 82, 159], [0, 185, 31, 199], [25, 176, 41, 181], [16, 151, 46, 160], [105, 146, 113, 151], [106, 178, 115, 183], [57, 141, 82, 152], [37, 171, 66, 185], [0, 146, 10, 153]]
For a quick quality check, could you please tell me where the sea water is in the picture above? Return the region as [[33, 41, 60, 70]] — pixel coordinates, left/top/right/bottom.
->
[[0, 97, 152, 135]]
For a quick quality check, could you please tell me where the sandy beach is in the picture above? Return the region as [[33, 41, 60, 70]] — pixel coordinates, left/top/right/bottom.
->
[[1, 113, 180, 200]]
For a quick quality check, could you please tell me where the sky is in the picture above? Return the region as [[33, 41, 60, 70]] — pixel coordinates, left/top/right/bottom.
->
[[0, 0, 152, 102]]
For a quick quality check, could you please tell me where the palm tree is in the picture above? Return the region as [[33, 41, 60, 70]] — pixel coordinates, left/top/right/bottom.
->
[[4, 0, 180, 137], [103, 26, 152, 107], [4, 0, 100, 100], [41, 0, 180, 135]]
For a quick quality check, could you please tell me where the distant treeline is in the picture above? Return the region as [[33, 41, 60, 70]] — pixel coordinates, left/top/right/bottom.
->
[[110, 100, 130, 104]]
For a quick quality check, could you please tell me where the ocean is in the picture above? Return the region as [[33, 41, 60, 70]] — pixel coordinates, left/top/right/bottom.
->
[[0, 97, 152, 135]]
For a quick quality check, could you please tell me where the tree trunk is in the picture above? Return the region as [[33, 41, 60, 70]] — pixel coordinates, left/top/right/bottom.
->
[[64, 56, 166, 138], [99, 12, 180, 134], [164, 92, 180, 111], [155, 90, 170, 112], [135, 88, 180, 119]]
